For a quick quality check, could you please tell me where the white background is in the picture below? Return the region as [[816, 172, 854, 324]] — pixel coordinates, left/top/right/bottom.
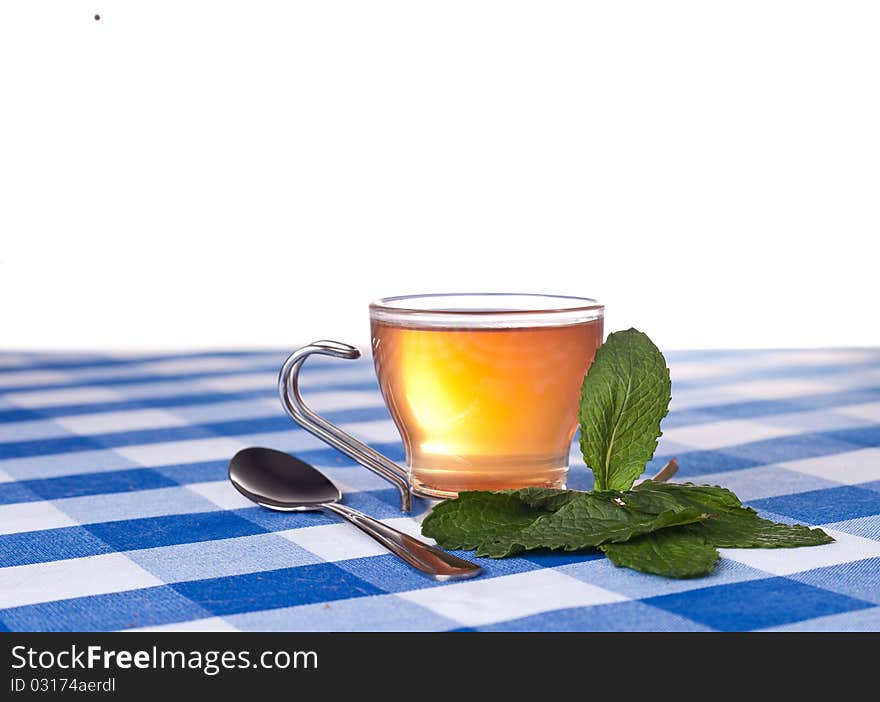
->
[[1, 1, 877, 351]]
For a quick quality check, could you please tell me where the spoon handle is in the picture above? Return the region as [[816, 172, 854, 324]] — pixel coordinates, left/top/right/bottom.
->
[[321, 502, 482, 581]]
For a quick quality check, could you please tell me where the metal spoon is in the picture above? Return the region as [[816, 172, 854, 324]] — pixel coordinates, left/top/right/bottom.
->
[[228, 447, 482, 581]]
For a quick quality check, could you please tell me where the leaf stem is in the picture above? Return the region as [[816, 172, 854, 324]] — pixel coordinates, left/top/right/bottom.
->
[[651, 458, 679, 483]]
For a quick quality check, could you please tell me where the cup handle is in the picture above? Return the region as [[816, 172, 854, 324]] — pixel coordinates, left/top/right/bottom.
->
[[278, 340, 412, 512]]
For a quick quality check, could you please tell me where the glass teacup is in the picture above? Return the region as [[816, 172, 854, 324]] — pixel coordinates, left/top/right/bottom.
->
[[279, 293, 604, 510]]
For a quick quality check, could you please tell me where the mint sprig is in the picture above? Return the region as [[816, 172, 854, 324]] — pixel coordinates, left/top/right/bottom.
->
[[421, 328, 834, 578], [422, 482, 832, 577], [601, 529, 720, 578], [579, 329, 671, 491]]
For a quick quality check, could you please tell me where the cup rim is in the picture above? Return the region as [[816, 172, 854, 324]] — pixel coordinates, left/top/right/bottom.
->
[[369, 293, 604, 328]]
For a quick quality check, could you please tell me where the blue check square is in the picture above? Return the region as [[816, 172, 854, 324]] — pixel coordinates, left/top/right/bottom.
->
[[645, 577, 874, 631], [172, 563, 384, 615], [751, 485, 880, 524]]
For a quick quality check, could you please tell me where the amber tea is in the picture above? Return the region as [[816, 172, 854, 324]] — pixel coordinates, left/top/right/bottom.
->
[[370, 298, 603, 498]]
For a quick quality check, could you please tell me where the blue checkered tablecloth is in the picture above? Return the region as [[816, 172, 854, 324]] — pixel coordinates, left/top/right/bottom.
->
[[0, 348, 879, 632]]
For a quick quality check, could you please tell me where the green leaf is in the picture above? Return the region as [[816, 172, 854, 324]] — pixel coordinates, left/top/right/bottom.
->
[[634, 480, 746, 511], [601, 529, 720, 578], [690, 512, 834, 548], [513, 487, 581, 511], [578, 329, 672, 491], [477, 493, 706, 557], [420, 491, 541, 550], [634, 481, 834, 548], [422, 489, 707, 558]]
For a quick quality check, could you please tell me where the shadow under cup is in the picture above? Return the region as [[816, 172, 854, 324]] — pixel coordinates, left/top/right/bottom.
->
[[369, 294, 604, 499]]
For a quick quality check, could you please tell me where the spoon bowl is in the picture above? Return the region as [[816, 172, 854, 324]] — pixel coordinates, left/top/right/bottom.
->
[[228, 447, 482, 581], [229, 447, 339, 510]]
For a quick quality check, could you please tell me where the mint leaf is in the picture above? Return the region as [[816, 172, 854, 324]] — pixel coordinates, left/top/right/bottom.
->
[[692, 515, 834, 548], [478, 493, 705, 557], [513, 487, 581, 511], [579, 329, 671, 491], [601, 529, 720, 578], [422, 488, 707, 558], [634, 481, 745, 511], [420, 491, 542, 550], [634, 481, 834, 548]]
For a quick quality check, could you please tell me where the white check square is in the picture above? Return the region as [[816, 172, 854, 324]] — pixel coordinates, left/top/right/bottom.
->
[[668, 387, 744, 411], [0, 449, 136, 480], [0, 553, 163, 609], [297, 391, 385, 413], [0, 355, 29, 369], [55, 409, 188, 435], [187, 480, 256, 510], [4, 386, 125, 409], [719, 528, 880, 576], [0, 501, 78, 535], [0, 418, 74, 443], [779, 448, 880, 486], [758, 409, 875, 433], [761, 350, 877, 367], [116, 437, 247, 467], [125, 617, 239, 632], [280, 518, 424, 562], [317, 466, 397, 494], [342, 420, 400, 444], [234, 430, 328, 454], [694, 466, 839, 502], [722, 379, 834, 401], [836, 402, 880, 423], [0, 369, 69, 388], [297, 366, 377, 388], [280, 523, 389, 561], [54, 486, 218, 524], [196, 373, 278, 392], [662, 419, 801, 451], [666, 362, 725, 381], [399, 569, 628, 627], [140, 357, 248, 375]]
